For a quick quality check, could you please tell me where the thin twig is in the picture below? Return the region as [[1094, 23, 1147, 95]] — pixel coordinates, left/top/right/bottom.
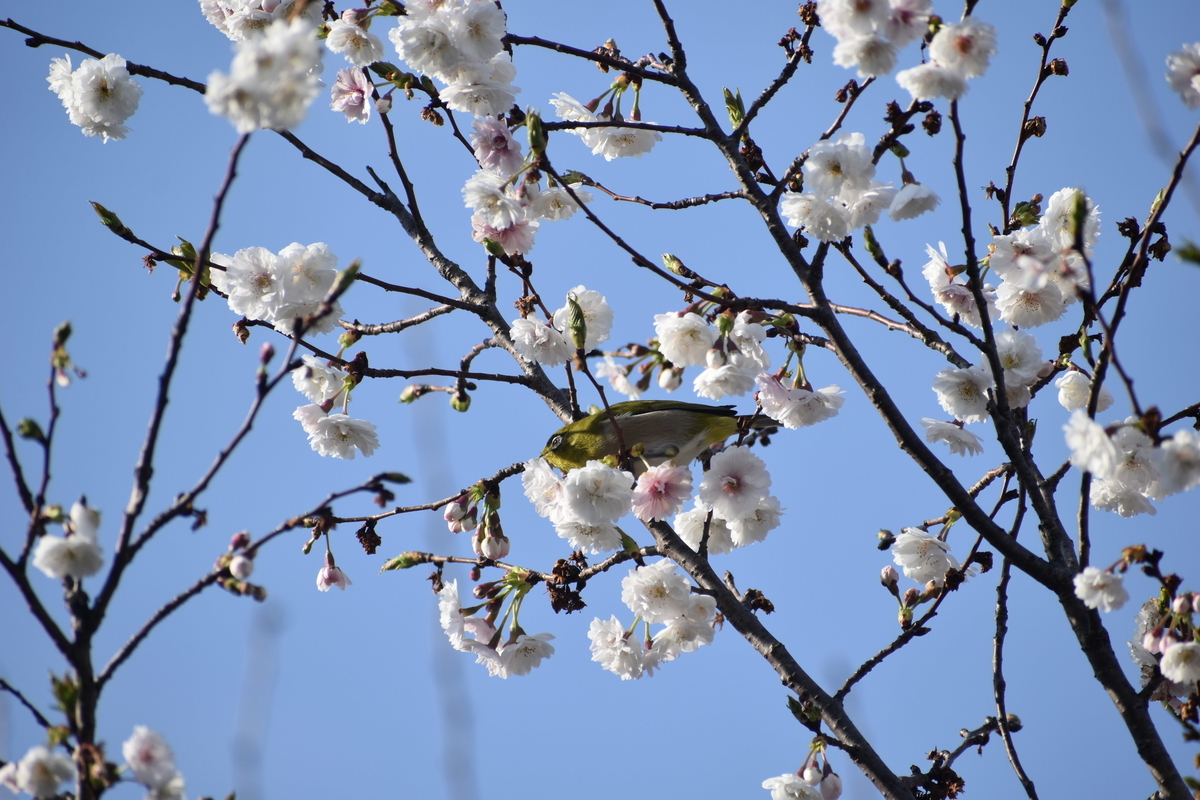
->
[[95, 133, 251, 624], [339, 305, 456, 336], [0, 401, 34, 515], [0, 677, 56, 732], [999, 4, 1073, 230], [993, 492, 1039, 800], [96, 572, 221, 689], [503, 33, 678, 85]]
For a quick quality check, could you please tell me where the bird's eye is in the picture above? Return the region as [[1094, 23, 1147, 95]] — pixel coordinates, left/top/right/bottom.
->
[[548, 434, 563, 451]]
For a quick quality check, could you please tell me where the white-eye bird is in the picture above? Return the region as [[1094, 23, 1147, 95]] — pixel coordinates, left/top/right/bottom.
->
[[540, 400, 777, 473]]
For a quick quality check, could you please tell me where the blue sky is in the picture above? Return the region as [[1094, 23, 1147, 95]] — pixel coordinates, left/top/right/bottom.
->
[[2, 2, 1199, 799]]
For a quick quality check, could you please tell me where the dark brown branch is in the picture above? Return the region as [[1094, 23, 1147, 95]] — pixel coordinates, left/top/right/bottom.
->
[[0, 400, 34, 515], [542, 119, 707, 138], [23, 368, 61, 563], [835, 243, 972, 367], [0, 548, 73, 661], [96, 571, 221, 689], [339, 305, 455, 336], [1000, 4, 1073, 231], [504, 33, 678, 85], [733, 37, 813, 141], [775, 78, 877, 198], [0, 677, 56, 732], [574, 176, 746, 210], [992, 493, 1040, 800], [355, 272, 478, 311], [94, 134, 251, 632]]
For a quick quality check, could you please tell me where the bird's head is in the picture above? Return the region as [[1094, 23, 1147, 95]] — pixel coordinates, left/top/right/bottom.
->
[[540, 415, 608, 473]]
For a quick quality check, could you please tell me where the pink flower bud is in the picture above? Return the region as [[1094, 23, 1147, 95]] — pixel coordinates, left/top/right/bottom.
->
[[443, 502, 466, 523], [229, 554, 254, 580], [479, 531, 510, 560], [229, 531, 251, 551], [880, 565, 900, 594], [658, 367, 682, 392], [1173, 594, 1192, 615], [802, 764, 822, 786], [821, 773, 843, 800]]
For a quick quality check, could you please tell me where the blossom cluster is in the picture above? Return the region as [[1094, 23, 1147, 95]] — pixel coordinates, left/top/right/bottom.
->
[[291, 356, 379, 460], [921, 188, 1101, 330], [47, 53, 143, 142], [123, 726, 186, 800], [389, 0, 518, 118], [1064, 413, 1200, 517], [509, 285, 611, 366], [1129, 598, 1200, 700], [437, 579, 555, 678], [896, 16, 997, 101], [653, 310, 771, 401], [32, 500, 104, 581], [205, 17, 324, 133], [1072, 566, 1129, 612], [525, 444, 783, 555], [211, 242, 344, 335], [817, 0, 932, 78], [549, 91, 663, 161], [780, 132, 910, 243], [0, 727, 184, 800], [1166, 43, 1200, 109], [199, 0, 322, 42], [523, 457, 635, 553], [762, 760, 843, 800], [890, 527, 963, 587], [588, 561, 717, 680], [463, 158, 593, 255]]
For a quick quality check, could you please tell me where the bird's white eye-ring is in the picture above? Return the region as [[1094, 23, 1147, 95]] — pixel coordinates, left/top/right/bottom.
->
[[549, 434, 563, 450]]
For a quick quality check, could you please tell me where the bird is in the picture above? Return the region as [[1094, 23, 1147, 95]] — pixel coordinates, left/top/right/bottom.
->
[[540, 400, 777, 473]]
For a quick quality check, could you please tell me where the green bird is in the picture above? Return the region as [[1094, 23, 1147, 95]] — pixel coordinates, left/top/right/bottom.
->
[[541, 400, 776, 473]]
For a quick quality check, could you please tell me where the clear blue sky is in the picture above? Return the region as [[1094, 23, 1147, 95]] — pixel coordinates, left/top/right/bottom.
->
[[2, 2, 1199, 799]]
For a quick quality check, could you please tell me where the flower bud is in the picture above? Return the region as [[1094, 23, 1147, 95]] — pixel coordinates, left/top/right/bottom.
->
[[526, 110, 547, 157], [802, 764, 822, 786], [450, 392, 471, 412], [230, 554, 255, 580], [480, 532, 510, 560], [1142, 628, 1164, 654], [375, 95, 393, 114], [459, 508, 479, 532], [658, 366, 682, 392], [382, 552, 425, 571], [901, 587, 920, 608], [1172, 594, 1192, 615], [898, 606, 913, 629], [229, 531, 251, 551], [566, 293, 588, 350], [706, 347, 727, 369], [880, 565, 900, 596], [662, 253, 685, 274], [820, 772, 842, 800], [444, 502, 466, 523]]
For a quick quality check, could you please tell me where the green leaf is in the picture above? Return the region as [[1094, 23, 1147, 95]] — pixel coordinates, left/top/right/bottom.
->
[[1176, 240, 1200, 266]]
